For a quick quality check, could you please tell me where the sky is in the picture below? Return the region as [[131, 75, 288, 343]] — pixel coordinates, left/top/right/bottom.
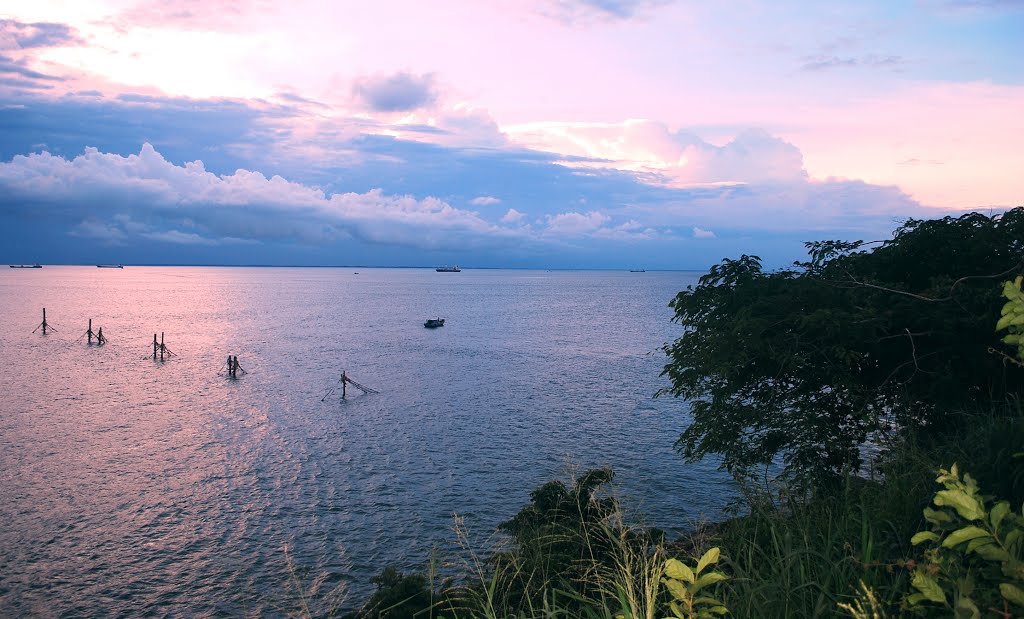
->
[[0, 0, 1021, 269]]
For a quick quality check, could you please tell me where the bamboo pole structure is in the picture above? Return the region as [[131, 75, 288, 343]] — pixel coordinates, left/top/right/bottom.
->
[[321, 370, 378, 401], [33, 307, 54, 334]]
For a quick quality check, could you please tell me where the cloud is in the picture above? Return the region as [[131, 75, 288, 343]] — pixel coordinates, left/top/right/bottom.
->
[[0, 76, 55, 90], [544, 210, 611, 235], [471, 195, 501, 205], [800, 54, 905, 72], [928, 0, 1024, 13], [692, 226, 715, 238], [0, 141, 947, 269], [0, 91, 280, 176], [507, 120, 807, 186], [351, 72, 438, 112], [0, 20, 81, 51], [0, 143, 525, 252], [140, 229, 219, 245], [0, 55, 64, 81], [111, 0, 269, 29], [593, 219, 660, 240], [0, 20, 77, 89], [501, 208, 525, 223], [69, 219, 128, 244], [544, 0, 670, 22], [0, 88, 952, 268]]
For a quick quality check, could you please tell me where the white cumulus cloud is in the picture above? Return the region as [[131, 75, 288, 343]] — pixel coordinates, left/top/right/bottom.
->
[[543, 210, 611, 235], [471, 195, 501, 205], [0, 143, 528, 251], [501, 208, 525, 223]]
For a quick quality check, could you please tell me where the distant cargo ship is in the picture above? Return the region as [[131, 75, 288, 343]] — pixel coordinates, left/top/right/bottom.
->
[[435, 266, 461, 272], [9, 264, 41, 268], [97, 264, 124, 268]]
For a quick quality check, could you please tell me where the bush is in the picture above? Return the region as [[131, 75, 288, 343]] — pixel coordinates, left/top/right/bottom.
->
[[661, 209, 1024, 487]]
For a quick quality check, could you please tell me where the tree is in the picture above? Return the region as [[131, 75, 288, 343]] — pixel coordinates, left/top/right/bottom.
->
[[660, 209, 1024, 487]]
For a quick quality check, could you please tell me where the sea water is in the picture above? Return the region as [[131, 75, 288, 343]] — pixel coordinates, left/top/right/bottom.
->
[[0, 266, 734, 616]]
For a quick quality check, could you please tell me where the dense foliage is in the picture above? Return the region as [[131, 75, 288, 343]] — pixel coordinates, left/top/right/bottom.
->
[[906, 464, 1024, 617], [661, 209, 1024, 486]]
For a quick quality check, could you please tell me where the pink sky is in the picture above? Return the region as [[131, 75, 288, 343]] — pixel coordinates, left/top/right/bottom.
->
[[0, 0, 1021, 266]]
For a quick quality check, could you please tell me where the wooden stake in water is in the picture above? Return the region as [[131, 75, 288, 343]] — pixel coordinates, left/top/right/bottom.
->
[[81, 319, 105, 345], [226, 356, 245, 378], [33, 307, 55, 335], [321, 370, 377, 401], [148, 333, 174, 361]]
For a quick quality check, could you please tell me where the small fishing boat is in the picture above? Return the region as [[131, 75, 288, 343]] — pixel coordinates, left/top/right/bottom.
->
[[97, 264, 123, 268], [424, 318, 445, 328], [435, 266, 461, 272], [629, 269, 646, 273], [9, 264, 42, 268]]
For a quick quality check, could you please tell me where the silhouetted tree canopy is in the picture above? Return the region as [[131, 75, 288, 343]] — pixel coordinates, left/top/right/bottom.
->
[[661, 208, 1024, 487]]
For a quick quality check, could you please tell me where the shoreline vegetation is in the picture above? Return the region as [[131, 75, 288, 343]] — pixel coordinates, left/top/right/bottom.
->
[[302, 209, 1024, 618]]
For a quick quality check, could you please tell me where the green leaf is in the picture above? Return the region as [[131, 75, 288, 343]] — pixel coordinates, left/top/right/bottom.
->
[[911, 531, 940, 545], [695, 547, 721, 575], [703, 607, 729, 616], [941, 526, 990, 548], [670, 600, 686, 618], [924, 507, 952, 525], [934, 490, 985, 521], [912, 570, 946, 604], [991, 501, 1011, 532], [1005, 528, 1022, 551], [954, 596, 980, 619], [664, 558, 696, 584], [974, 543, 1011, 562], [966, 536, 995, 553], [663, 577, 688, 601], [693, 572, 728, 593], [1001, 583, 1024, 607]]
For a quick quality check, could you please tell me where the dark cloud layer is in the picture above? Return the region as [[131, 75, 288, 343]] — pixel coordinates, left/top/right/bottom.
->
[[0, 55, 64, 81], [0, 92, 279, 175], [0, 19, 81, 50], [351, 72, 437, 112]]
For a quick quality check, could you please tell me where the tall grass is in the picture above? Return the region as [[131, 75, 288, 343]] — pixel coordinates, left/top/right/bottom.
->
[[711, 403, 1024, 619], [444, 470, 674, 619], [332, 403, 1024, 618]]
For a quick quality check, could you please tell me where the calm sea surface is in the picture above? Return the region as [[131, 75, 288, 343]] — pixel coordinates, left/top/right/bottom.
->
[[0, 266, 734, 617]]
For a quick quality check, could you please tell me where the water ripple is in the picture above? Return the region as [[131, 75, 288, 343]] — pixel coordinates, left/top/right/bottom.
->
[[0, 267, 733, 616]]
